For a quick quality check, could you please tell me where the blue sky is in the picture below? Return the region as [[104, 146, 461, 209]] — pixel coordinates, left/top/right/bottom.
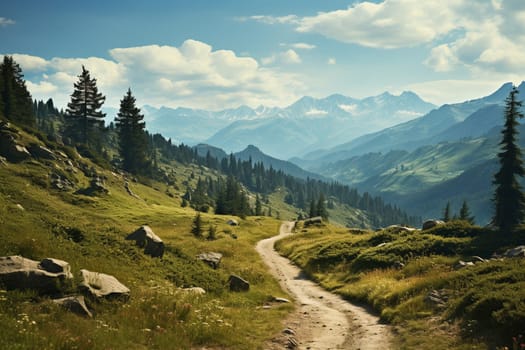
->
[[1, 0, 524, 110]]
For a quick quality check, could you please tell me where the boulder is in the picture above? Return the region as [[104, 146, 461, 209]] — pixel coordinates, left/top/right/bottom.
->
[[425, 289, 449, 308], [0, 256, 73, 294], [28, 143, 56, 160], [454, 260, 475, 270], [422, 219, 445, 230], [304, 216, 323, 227], [79, 269, 130, 300], [501, 245, 525, 258], [50, 173, 74, 191], [227, 219, 239, 226], [273, 297, 291, 303], [126, 225, 164, 258], [197, 252, 223, 269], [5, 143, 31, 162], [228, 274, 250, 292], [53, 295, 92, 318]]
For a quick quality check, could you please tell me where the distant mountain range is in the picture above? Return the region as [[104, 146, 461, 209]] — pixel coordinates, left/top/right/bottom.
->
[[293, 82, 525, 224], [143, 91, 435, 159]]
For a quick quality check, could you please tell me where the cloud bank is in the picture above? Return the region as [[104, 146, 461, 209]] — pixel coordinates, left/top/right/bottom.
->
[[6, 39, 304, 110]]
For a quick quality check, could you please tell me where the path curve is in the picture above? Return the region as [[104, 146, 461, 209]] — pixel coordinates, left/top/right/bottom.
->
[[256, 221, 393, 350]]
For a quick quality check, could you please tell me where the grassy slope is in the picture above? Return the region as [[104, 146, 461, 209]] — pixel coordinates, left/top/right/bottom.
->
[[276, 222, 525, 349], [0, 128, 293, 349]]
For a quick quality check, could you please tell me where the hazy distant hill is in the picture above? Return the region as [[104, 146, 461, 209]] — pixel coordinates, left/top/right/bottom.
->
[[234, 145, 325, 181], [142, 91, 435, 159]]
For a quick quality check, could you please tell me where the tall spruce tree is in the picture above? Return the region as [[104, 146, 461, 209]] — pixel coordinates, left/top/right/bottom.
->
[[442, 201, 451, 222], [65, 66, 105, 145], [0, 56, 35, 126], [493, 86, 525, 231], [115, 88, 148, 174], [459, 200, 475, 224]]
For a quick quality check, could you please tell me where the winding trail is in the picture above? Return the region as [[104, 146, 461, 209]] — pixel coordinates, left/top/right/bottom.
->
[[256, 221, 393, 350]]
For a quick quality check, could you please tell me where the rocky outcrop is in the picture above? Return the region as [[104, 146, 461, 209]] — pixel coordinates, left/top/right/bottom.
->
[[28, 143, 56, 160], [126, 225, 164, 258], [425, 289, 449, 308], [422, 219, 445, 230], [304, 216, 323, 227], [228, 274, 250, 292], [501, 245, 525, 258], [197, 252, 223, 269], [0, 121, 31, 162], [53, 295, 92, 318], [50, 173, 74, 191], [0, 256, 73, 294], [79, 269, 130, 300]]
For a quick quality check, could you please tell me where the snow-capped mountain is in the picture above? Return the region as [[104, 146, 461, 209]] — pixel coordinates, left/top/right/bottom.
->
[[143, 91, 435, 159]]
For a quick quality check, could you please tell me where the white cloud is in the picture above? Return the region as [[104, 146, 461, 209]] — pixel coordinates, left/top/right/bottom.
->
[[327, 58, 336, 65], [295, 1, 460, 49], [290, 42, 316, 50], [14, 39, 305, 111], [0, 17, 15, 27], [281, 49, 301, 64], [246, 15, 299, 25], [249, 0, 525, 75], [261, 49, 302, 65], [11, 54, 49, 71]]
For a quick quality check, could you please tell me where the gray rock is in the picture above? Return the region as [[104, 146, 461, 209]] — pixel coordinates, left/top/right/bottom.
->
[[304, 216, 323, 227], [425, 289, 449, 308], [454, 260, 475, 270], [471, 256, 487, 263], [197, 252, 223, 269], [501, 245, 525, 258], [28, 144, 56, 160], [227, 219, 239, 226], [38, 258, 73, 277], [53, 295, 93, 318], [50, 173, 74, 191], [273, 297, 291, 303], [126, 225, 164, 258], [422, 219, 445, 230], [79, 269, 130, 300], [0, 256, 73, 294], [228, 274, 250, 292]]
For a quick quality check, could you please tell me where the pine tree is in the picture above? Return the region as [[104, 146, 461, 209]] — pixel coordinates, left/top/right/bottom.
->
[[65, 66, 105, 145], [207, 224, 217, 240], [493, 86, 525, 231], [442, 201, 451, 222], [191, 212, 203, 238], [255, 194, 262, 216], [309, 200, 316, 218], [317, 193, 328, 219], [459, 200, 475, 224], [0, 56, 35, 126], [115, 88, 148, 174]]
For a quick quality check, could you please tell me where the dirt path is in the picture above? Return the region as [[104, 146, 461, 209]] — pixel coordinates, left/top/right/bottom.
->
[[256, 221, 393, 350]]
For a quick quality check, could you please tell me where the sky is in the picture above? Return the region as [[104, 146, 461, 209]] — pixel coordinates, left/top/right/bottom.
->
[[1, 0, 524, 111]]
